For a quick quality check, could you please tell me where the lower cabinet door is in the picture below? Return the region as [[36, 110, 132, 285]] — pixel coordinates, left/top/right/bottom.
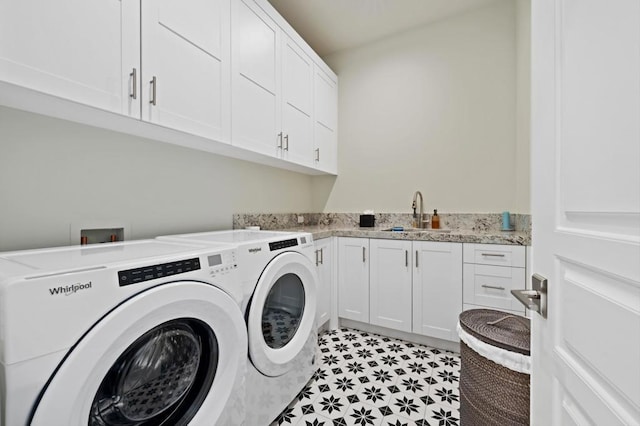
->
[[412, 241, 463, 342], [315, 238, 332, 328], [337, 237, 369, 322], [369, 239, 412, 332]]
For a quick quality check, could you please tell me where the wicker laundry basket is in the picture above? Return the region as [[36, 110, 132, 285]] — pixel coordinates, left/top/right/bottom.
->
[[458, 309, 531, 426]]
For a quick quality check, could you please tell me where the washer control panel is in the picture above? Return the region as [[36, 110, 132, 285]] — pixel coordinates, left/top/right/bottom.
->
[[118, 258, 200, 286], [208, 248, 238, 278]]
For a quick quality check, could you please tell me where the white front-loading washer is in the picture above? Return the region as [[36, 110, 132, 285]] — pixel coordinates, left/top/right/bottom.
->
[[0, 239, 247, 426], [158, 230, 318, 425]]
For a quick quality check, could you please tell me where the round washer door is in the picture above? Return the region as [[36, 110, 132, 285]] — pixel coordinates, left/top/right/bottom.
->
[[247, 251, 317, 377], [30, 281, 247, 426]]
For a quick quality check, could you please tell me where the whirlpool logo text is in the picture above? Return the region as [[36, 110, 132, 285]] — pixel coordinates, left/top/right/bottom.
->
[[49, 281, 92, 296]]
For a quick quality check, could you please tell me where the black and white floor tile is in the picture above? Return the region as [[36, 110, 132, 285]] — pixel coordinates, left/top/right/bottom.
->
[[271, 328, 461, 426]]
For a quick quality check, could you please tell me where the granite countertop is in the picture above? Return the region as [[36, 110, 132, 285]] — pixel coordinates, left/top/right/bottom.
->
[[275, 225, 531, 246]]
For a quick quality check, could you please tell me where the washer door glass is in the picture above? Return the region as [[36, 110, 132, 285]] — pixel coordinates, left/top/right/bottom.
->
[[262, 273, 305, 349], [90, 319, 217, 426]]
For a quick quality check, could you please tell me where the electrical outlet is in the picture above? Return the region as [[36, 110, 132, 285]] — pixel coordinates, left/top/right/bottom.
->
[[297, 215, 304, 224]]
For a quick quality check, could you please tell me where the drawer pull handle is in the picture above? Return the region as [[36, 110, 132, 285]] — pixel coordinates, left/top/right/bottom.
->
[[482, 284, 506, 290], [482, 253, 506, 257]]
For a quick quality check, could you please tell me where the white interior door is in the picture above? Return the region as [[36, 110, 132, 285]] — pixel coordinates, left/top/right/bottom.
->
[[531, 1, 640, 424]]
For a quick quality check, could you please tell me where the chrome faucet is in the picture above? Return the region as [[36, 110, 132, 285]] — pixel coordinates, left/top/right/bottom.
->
[[412, 191, 428, 228]]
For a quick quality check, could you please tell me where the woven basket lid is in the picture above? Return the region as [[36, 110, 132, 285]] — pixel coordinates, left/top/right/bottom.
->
[[459, 309, 531, 355]]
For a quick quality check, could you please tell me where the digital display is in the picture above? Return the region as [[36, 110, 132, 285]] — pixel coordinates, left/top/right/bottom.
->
[[208, 254, 223, 267]]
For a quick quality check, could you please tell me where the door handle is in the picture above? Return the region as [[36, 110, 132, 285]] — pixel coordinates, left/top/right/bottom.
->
[[315, 249, 319, 266], [149, 76, 157, 105], [315, 148, 320, 162], [405, 250, 408, 267], [511, 273, 548, 318], [283, 134, 289, 151], [362, 247, 366, 263], [415, 250, 419, 268], [277, 132, 283, 149], [130, 68, 137, 99], [320, 248, 324, 265]]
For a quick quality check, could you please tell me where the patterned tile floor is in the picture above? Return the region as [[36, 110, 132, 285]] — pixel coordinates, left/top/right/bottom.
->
[[271, 328, 461, 426]]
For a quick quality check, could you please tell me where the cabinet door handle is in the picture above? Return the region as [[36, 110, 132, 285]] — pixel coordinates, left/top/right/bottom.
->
[[149, 76, 157, 105], [405, 250, 408, 267], [320, 248, 324, 265], [277, 132, 283, 149], [315, 148, 320, 162], [415, 250, 419, 268], [130, 68, 137, 99], [481, 253, 505, 257], [362, 247, 366, 263], [482, 284, 506, 290], [315, 249, 319, 266], [283, 134, 289, 151]]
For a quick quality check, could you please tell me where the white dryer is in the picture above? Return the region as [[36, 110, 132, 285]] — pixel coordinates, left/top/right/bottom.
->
[[0, 240, 247, 426], [158, 230, 318, 425]]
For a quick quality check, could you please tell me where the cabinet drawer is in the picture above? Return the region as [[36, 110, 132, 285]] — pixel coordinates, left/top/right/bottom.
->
[[463, 264, 526, 312], [463, 243, 526, 268]]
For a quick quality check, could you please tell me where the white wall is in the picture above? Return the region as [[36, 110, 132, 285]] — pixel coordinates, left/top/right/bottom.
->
[[515, 0, 531, 213], [316, 0, 529, 214], [0, 107, 314, 251]]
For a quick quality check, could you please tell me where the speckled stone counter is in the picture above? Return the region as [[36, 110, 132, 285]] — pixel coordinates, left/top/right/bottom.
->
[[233, 213, 531, 246]]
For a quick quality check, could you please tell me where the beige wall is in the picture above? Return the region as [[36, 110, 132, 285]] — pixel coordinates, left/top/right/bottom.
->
[[0, 107, 314, 251], [315, 0, 530, 214]]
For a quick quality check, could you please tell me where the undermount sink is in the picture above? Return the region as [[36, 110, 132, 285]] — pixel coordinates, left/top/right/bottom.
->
[[383, 227, 452, 233]]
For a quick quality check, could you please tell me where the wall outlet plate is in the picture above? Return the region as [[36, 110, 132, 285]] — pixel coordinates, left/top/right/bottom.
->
[[297, 215, 304, 224]]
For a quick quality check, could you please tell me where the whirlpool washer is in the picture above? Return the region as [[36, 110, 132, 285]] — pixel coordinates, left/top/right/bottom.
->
[[0, 239, 246, 426]]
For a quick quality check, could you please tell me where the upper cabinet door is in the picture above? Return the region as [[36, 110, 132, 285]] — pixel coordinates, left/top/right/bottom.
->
[[231, 0, 281, 156], [313, 67, 338, 174], [0, 0, 140, 117], [281, 36, 314, 167], [141, 0, 231, 142]]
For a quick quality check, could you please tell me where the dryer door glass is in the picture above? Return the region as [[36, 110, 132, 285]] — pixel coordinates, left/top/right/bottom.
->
[[261, 272, 305, 349], [89, 318, 218, 426]]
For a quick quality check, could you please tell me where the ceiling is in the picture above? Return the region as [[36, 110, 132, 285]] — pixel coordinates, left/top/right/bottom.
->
[[267, 0, 500, 57]]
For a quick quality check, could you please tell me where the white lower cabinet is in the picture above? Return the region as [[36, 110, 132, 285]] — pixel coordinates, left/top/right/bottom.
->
[[412, 241, 463, 342], [370, 239, 412, 332], [462, 243, 527, 315], [338, 237, 463, 343], [337, 238, 370, 323], [314, 238, 333, 328]]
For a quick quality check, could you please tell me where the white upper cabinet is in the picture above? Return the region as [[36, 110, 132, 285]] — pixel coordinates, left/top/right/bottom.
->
[[0, 0, 140, 117], [0, 0, 337, 175], [231, 0, 281, 157], [231, 0, 316, 167], [281, 36, 314, 167], [313, 67, 338, 174], [141, 0, 231, 142]]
